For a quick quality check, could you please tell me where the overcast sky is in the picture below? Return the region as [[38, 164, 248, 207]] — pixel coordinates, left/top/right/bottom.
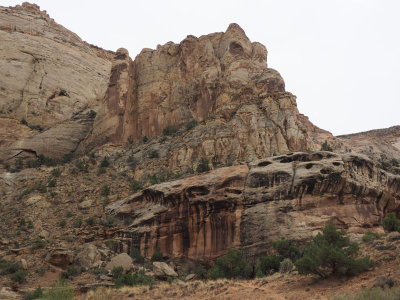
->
[[3, 0, 400, 135]]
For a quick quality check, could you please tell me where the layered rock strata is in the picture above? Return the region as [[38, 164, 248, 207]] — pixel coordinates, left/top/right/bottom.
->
[[107, 151, 400, 259], [0, 3, 112, 159]]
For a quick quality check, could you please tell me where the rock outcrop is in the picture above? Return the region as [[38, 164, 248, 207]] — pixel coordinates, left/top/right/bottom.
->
[[83, 23, 330, 172], [107, 151, 400, 259], [0, 3, 112, 160]]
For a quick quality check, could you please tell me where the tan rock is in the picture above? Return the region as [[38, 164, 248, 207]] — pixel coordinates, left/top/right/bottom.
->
[[20, 258, 28, 270], [46, 248, 73, 267], [0, 3, 112, 159], [107, 151, 400, 260], [105, 253, 133, 272], [76, 243, 102, 268], [152, 262, 178, 277]]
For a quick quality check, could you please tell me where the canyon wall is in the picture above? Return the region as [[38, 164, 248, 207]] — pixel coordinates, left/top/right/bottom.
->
[[106, 151, 400, 259]]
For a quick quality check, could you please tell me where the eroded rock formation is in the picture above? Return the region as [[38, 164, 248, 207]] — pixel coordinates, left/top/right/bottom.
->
[[0, 3, 112, 159], [83, 23, 330, 171], [107, 151, 400, 259]]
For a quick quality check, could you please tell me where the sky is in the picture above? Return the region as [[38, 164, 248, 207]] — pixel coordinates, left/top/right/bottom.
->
[[3, 0, 400, 135]]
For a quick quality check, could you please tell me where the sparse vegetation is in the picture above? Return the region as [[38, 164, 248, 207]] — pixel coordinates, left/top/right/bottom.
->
[[208, 248, 252, 280], [61, 265, 82, 280], [196, 158, 210, 173], [88, 110, 97, 119], [163, 125, 178, 136], [85, 217, 96, 226], [114, 269, 154, 289], [151, 246, 164, 262], [105, 239, 119, 252], [31, 237, 46, 251], [186, 118, 199, 130], [383, 212, 400, 232], [75, 159, 88, 172], [101, 184, 110, 196], [334, 286, 400, 300], [149, 150, 159, 159], [130, 180, 144, 192], [130, 247, 144, 264], [72, 217, 82, 228], [51, 168, 62, 177], [47, 177, 56, 187], [41, 280, 74, 300], [100, 156, 110, 168], [279, 258, 294, 273], [295, 222, 374, 278], [24, 286, 43, 300], [362, 230, 382, 243], [321, 140, 333, 152]]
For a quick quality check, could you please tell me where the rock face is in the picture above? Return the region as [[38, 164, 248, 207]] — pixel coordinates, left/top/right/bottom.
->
[[84, 23, 329, 171], [107, 151, 400, 259], [338, 126, 400, 174], [0, 3, 112, 160]]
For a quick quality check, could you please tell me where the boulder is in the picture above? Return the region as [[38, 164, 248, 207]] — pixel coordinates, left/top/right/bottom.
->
[[185, 274, 196, 281], [105, 253, 133, 272], [152, 262, 178, 277], [20, 258, 28, 270], [76, 244, 102, 268], [46, 248, 73, 267]]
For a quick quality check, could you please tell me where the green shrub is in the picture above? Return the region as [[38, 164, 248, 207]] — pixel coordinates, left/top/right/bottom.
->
[[15, 158, 23, 171], [163, 125, 178, 136], [59, 220, 66, 228], [85, 217, 96, 226], [88, 110, 97, 119], [37, 266, 46, 277], [65, 210, 73, 218], [101, 215, 118, 227], [10, 269, 27, 283], [42, 280, 74, 300], [273, 238, 301, 261], [130, 180, 144, 192], [112, 266, 124, 279], [114, 270, 154, 288], [186, 119, 199, 130], [279, 258, 294, 273], [75, 160, 88, 172], [24, 286, 43, 300], [207, 249, 252, 280], [196, 158, 210, 173], [256, 255, 282, 275], [60, 265, 81, 279], [321, 141, 333, 152], [142, 136, 149, 143], [51, 168, 62, 177], [130, 247, 144, 264], [295, 222, 374, 278], [72, 217, 82, 228], [100, 156, 110, 168], [47, 177, 56, 187], [127, 156, 137, 170], [383, 212, 400, 232], [101, 184, 110, 196], [31, 237, 46, 251], [105, 239, 119, 252], [149, 150, 159, 159], [0, 260, 23, 275], [362, 231, 382, 243], [92, 267, 107, 279], [97, 167, 106, 175], [151, 246, 164, 262]]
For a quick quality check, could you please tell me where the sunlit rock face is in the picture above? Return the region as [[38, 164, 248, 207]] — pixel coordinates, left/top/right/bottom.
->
[[0, 3, 112, 159], [107, 152, 400, 259], [85, 23, 329, 172]]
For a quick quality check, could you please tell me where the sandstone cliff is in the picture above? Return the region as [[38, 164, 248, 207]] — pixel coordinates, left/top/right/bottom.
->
[[0, 2, 112, 160], [106, 151, 400, 259]]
